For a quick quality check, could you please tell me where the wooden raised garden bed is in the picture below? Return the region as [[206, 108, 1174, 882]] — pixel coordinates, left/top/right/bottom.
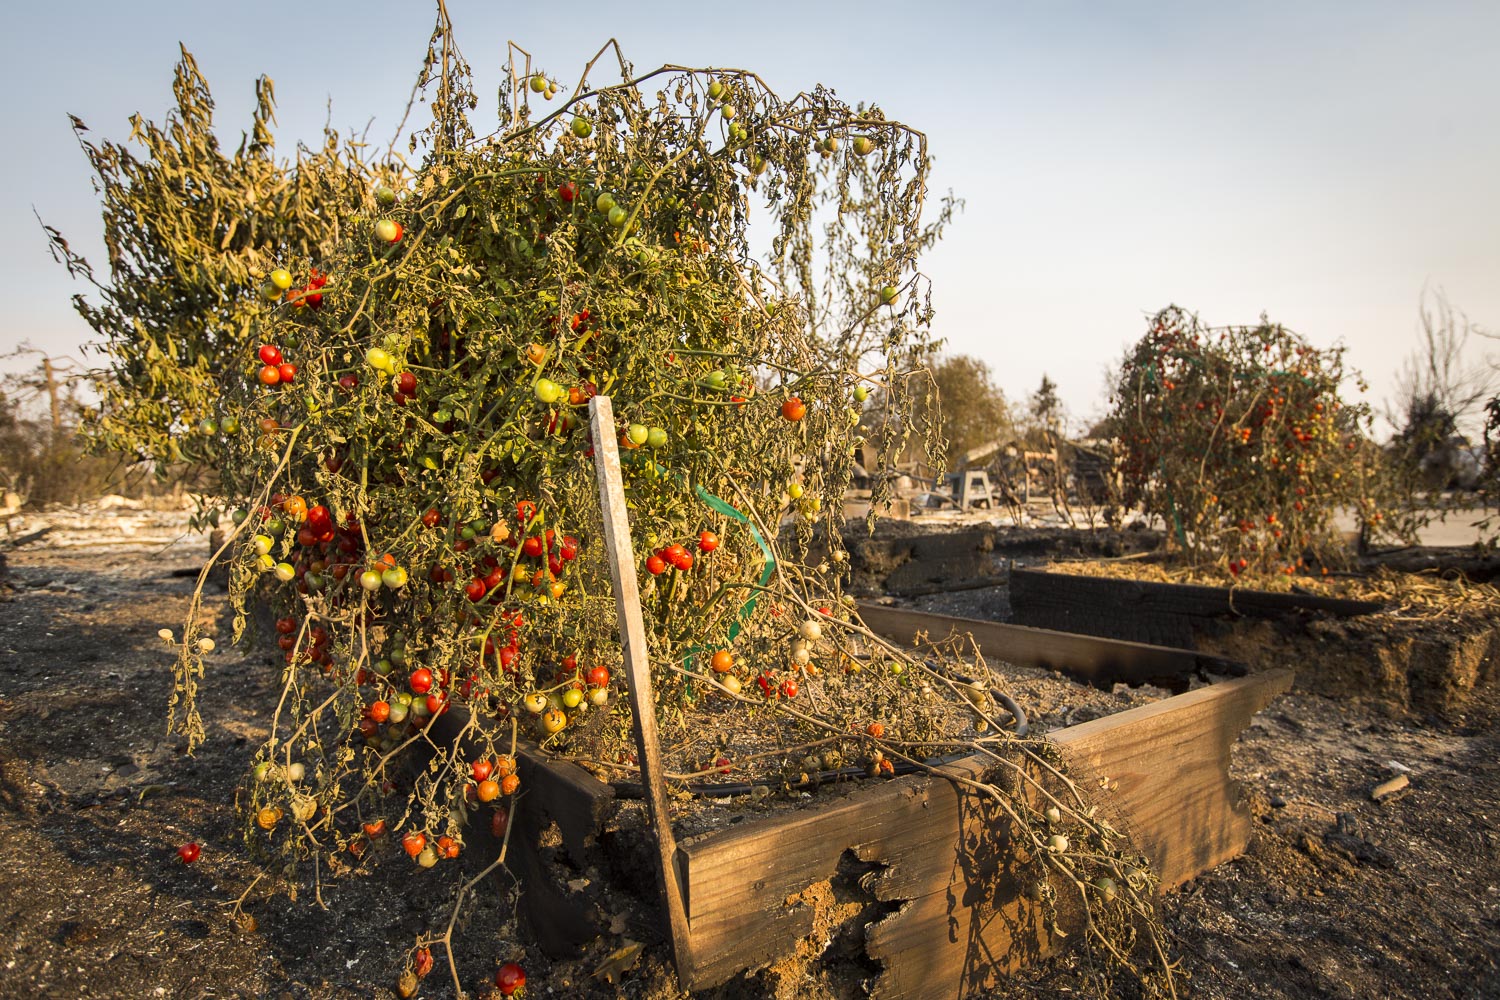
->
[[1009, 565, 1500, 713], [441, 604, 1290, 998]]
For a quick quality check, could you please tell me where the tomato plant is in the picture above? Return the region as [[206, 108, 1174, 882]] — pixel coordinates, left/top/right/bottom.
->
[[1111, 306, 1402, 578], [53, 12, 1173, 997]]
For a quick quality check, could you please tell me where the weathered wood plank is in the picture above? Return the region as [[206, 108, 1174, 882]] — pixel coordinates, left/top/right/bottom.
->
[[589, 395, 694, 976], [677, 670, 1292, 995], [857, 602, 1244, 691]]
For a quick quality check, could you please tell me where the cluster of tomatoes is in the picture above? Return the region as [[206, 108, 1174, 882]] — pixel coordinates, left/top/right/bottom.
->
[[255, 343, 297, 388], [519, 654, 614, 739], [644, 529, 718, 576]]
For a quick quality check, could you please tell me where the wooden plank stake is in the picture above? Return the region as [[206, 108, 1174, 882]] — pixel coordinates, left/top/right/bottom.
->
[[588, 395, 694, 976]]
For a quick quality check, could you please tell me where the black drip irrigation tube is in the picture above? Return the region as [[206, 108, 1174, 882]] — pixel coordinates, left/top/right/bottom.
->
[[611, 668, 1030, 801]]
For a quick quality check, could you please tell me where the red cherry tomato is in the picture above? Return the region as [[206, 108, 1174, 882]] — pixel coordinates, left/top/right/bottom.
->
[[258, 365, 281, 386], [409, 668, 434, 695], [177, 842, 201, 864], [698, 530, 720, 552], [277, 363, 297, 384], [495, 962, 526, 996], [258, 345, 283, 366], [646, 555, 666, 575]]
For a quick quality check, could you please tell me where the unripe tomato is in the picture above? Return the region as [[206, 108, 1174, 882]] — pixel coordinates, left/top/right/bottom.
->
[[571, 116, 593, 138], [540, 708, 567, 734], [561, 687, 583, 709], [626, 423, 649, 446], [274, 562, 296, 582], [645, 427, 668, 449], [607, 204, 628, 228], [522, 692, 547, 714], [534, 379, 563, 404], [382, 566, 409, 589], [595, 192, 616, 213], [359, 569, 384, 592], [879, 285, 899, 306], [365, 347, 394, 372], [269, 268, 293, 290]]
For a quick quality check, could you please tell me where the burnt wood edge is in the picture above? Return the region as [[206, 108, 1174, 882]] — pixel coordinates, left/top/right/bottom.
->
[[1010, 567, 1386, 618], [678, 669, 1293, 994], [856, 602, 1245, 691]]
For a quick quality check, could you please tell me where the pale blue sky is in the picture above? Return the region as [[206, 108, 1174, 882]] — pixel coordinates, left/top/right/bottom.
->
[[4, 1, 1496, 429]]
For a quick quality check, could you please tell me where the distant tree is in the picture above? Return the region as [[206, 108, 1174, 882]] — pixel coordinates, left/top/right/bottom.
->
[[1025, 373, 1065, 448], [858, 353, 1012, 473], [1388, 289, 1495, 452], [929, 354, 1013, 464]]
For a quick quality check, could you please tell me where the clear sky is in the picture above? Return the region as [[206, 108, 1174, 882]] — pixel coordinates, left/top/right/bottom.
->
[[4, 1, 1496, 432]]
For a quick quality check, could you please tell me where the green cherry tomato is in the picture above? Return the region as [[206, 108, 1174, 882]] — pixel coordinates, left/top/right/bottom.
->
[[534, 379, 563, 404], [382, 566, 409, 590], [645, 427, 668, 449], [626, 423, 650, 446], [607, 205, 628, 228], [853, 385, 869, 403], [595, 192, 615, 213], [571, 117, 593, 138]]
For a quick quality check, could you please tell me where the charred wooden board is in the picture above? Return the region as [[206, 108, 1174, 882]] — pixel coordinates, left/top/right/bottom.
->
[[1009, 568, 1384, 649], [674, 669, 1292, 997], [857, 602, 1244, 692]]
